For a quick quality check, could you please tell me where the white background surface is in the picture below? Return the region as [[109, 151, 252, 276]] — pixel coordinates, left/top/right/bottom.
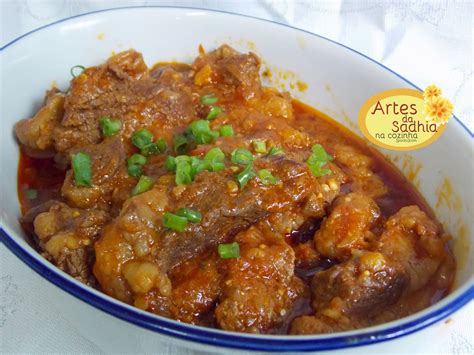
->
[[1, 1, 472, 354]]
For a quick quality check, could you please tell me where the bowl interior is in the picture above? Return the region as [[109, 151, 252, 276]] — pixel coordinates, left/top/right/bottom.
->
[[1, 6, 472, 345]]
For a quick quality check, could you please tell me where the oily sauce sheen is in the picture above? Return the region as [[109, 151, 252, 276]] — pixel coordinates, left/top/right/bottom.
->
[[15, 46, 454, 335]]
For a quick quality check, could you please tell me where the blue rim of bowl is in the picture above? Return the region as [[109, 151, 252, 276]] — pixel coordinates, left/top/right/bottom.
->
[[0, 6, 473, 352]]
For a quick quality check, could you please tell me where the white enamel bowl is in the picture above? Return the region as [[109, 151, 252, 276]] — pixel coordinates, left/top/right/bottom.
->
[[1, 6, 472, 353]]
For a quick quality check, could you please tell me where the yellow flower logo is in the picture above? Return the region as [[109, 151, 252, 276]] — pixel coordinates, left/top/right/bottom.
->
[[423, 84, 442, 100], [423, 85, 453, 125]]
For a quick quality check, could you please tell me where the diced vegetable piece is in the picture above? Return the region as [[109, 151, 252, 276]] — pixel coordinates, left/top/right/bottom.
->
[[231, 148, 254, 165], [218, 242, 240, 259], [70, 65, 85, 77], [127, 154, 147, 177], [163, 212, 188, 232], [206, 106, 223, 120], [25, 188, 38, 200], [165, 156, 177, 172], [176, 208, 202, 223], [219, 125, 234, 137], [236, 164, 256, 189], [267, 146, 285, 156], [99, 117, 121, 137], [131, 175, 154, 196], [142, 138, 167, 156], [201, 93, 218, 105], [190, 156, 211, 178], [257, 169, 279, 185], [175, 160, 192, 185], [190, 120, 217, 144], [132, 129, 153, 149], [72, 152, 92, 187], [307, 144, 333, 177], [252, 140, 267, 154], [173, 134, 191, 154], [204, 147, 225, 172]]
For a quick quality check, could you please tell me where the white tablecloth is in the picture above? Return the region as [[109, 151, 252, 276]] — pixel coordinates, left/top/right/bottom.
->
[[1, 1, 472, 354]]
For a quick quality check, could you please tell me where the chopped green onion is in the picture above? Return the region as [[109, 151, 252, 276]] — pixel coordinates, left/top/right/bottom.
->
[[307, 144, 333, 177], [132, 129, 153, 149], [257, 169, 279, 186], [201, 93, 218, 105], [127, 154, 147, 177], [173, 134, 190, 154], [206, 106, 223, 120], [99, 117, 121, 137], [190, 120, 217, 145], [131, 175, 154, 196], [175, 160, 192, 185], [236, 164, 256, 189], [165, 156, 177, 172], [231, 148, 254, 165], [163, 212, 188, 232], [190, 156, 211, 177], [218, 242, 240, 259], [175, 155, 192, 164], [142, 138, 167, 156], [128, 154, 147, 166], [204, 147, 225, 172], [25, 188, 38, 200], [267, 146, 285, 156], [252, 140, 267, 154], [219, 125, 234, 137], [72, 152, 92, 187], [70, 65, 85, 77], [176, 208, 202, 223]]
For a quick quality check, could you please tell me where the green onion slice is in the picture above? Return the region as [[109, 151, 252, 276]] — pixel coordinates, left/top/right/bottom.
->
[[70, 65, 86, 77], [218, 242, 240, 259], [173, 134, 191, 154], [132, 129, 154, 150], [190, 156, 211, 178], [99, 117, 121, 137], [72, 152, 92, 187], [176, 208, 202, 223], [201, 93, 218, 105], [131, 175, 154, 196], [267, 146, 285, 156], [25, 188, 38, 200], [165, 156, 177, 172], [257, 169, 279, 186], [231, 148, 254, 165], [307, 144, 333, 177], [219, 125, 234, 137], [175, 160, 192, 185], [204, 147, 225, 172], [163, 212, 188, 232], [236, 164, 256, 189], [190, 120, 217, 145], [252, 140, 267, 154], [206, 106, 223, 120], [127, 154, 147, 177]]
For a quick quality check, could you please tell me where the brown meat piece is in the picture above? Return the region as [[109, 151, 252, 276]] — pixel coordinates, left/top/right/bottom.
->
[[194, 44, 261, 100], [290, 251, 407, 334], [333, 143, 387, 198], [169, 253, 222, 324], [215, 222, 305, 333], [314, 192, 381, 260], [61, 137, 134, 211], [15, 90, 65, 153], [94, 156, 325, 308], [54, 50, 198, 155], [93, 185, 170, 303], [376, 206, 452, 292], [33, 201, 109, 284]]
